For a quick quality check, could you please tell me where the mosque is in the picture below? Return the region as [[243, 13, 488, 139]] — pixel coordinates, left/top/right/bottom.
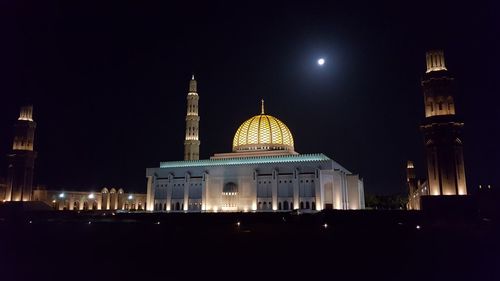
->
[[1, 76, 364, 213], [146, 76, 365, 212]]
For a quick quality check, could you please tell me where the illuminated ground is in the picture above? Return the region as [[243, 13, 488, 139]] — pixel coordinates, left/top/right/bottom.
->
[[0, 210, 498, 280]]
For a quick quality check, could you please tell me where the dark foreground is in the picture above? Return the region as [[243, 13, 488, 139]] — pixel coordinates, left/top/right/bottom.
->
[[0, 209, 498, 281]]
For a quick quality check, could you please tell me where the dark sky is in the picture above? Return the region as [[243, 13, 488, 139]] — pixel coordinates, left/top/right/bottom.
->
[[0, 0, 499, 195]]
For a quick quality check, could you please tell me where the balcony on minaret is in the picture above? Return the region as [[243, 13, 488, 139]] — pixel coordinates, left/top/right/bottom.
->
[[18, 105, 34, 121], [425, 50, 447, 73]]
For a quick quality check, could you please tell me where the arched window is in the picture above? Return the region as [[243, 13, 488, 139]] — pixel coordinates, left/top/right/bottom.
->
[[92, 201, 98, 210], [311, 202, 316, 210], [278, 202, 282, 210], [300, 202, 304, 209], [83, 201, 89, 210], [306, 201, 310, 209], [283, 201, 289, 210], [163, 203, 167, 211], [175, 202, 180, 211], [290, 202, 294, 210], [73, 201, 79, 210]]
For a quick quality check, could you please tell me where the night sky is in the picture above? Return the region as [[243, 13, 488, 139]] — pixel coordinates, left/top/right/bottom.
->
[[0, 1, 498, 195]]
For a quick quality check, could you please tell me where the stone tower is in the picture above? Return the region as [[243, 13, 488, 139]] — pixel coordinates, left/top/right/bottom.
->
[[420, 50, 467, 196], [406, 160, 417, 195], [184, 75, 200, 160], [5, 105, 37, 201]]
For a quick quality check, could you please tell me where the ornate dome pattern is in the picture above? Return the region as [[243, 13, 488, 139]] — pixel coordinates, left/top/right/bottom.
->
[[232, 101, 294, 152]]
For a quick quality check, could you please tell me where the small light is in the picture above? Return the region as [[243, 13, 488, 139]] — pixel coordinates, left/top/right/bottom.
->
[[52, 200, 56, 203], [156, 221, 161, 225], [236, 221, 241, 227], [323, 223, 328, 229], [416, 225, 421, 230], [128, 195, 133, 200], [59, 193, 65, 198], [318, 58, 325, 66], [29, 220, 32, 224], [88, 193, 95, 199], [88, 221, 92, 224], [488, 185, 491, 189]]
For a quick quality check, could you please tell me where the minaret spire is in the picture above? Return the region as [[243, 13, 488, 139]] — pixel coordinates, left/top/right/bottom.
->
[[261, 99, 265, 115], [189, 74, 197, 93], [184, 75, 200, 160], [5, 105, 37, 201]]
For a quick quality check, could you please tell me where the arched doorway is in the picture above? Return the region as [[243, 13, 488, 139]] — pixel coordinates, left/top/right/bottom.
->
[[283, 201, 289, 210]]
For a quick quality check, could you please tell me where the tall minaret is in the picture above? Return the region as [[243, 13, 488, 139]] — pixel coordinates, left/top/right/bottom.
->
[[420, 50, 467, 196], [184, 75, 200, 160], [5, 105, 37, 201], [406, 160, 417, 196]]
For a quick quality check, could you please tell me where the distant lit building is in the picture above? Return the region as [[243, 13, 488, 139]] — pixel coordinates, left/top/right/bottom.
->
[[408, 50, 468, 210], [0, 106, 146, 210], [32, 187, 146, 211], [146, 76, 365, 212]]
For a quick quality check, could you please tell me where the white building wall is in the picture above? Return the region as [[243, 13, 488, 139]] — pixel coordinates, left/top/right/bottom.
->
[[346, 174, 364, 210], [147, 156, 365, 212]]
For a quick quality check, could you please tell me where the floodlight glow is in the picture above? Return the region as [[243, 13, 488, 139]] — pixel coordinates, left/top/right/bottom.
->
[[128, 195, 133, 200], [59, 193, 65, 198], [88, 193, 94, 199], [318, 58, 325, 65]]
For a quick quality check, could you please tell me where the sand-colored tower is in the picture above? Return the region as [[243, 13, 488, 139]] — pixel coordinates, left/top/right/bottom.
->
[[420, 50, 467, 196], [184, 75, 200, 160], [5, 105, 37, 201]]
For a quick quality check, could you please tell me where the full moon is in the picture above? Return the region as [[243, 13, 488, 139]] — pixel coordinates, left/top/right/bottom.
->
[[317, 58, 325, 66]]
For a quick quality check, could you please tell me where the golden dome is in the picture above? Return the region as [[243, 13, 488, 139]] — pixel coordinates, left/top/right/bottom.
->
[[232, 100, 294, 152]]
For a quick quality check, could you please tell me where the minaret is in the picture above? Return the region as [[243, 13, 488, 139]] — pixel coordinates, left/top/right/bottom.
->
[[420, 50, 467, 196], [406, 160, 417, 196], [184, 75, 200, 160], [5, 105, 37, 201]]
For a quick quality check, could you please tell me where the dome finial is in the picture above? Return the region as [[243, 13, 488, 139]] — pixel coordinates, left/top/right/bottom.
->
[[261, 99, 265, 114]]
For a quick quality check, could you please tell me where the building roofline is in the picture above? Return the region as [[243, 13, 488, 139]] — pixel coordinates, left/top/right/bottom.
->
[[158, 153, 332, 168]]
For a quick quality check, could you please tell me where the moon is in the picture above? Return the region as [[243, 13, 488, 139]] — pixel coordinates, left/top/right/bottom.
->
[[317, 58, 325, 66]]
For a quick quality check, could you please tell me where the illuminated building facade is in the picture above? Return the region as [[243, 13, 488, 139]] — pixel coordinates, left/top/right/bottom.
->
[[146, 78, 365, 212], [32, 188, 146, 211], [5, 105, 37, 201], [0, 106, 147, 209], [408, 50, 467, 210]]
